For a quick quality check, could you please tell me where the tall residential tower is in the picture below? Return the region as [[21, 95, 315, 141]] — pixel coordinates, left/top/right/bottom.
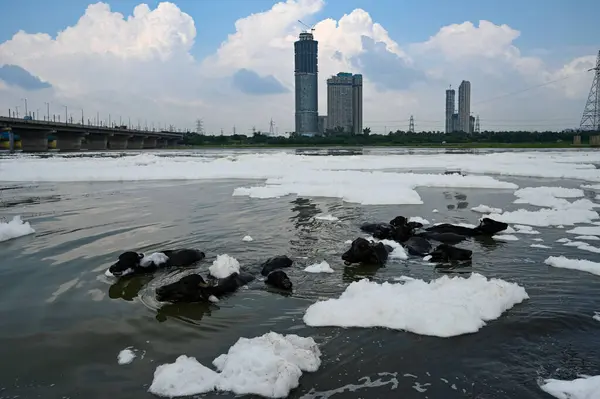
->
[[458, 80, 471, 133], [294, 32, 319, 136], [445, 88, 455, 133], [326, 72, 363, 134]]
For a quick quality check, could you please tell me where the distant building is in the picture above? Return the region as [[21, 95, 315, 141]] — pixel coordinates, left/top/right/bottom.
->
[[318, 115, 327, 135], [352, 74, 363, 134], [294, 32, 319, 136], [327, 72, 363, 134], [445, 89, 455, 133], [469, 115, 475, 134], [451, 113, 459, 133], [458, 80, 471, 133]]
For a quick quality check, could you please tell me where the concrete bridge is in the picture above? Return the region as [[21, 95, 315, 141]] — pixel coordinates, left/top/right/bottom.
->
[[0, 116, 184, 152]]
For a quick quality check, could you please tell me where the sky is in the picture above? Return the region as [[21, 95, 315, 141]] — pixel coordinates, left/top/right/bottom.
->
[[0, 0, 598, 134]]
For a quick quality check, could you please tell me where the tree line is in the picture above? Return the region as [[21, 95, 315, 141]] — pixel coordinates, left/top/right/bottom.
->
[[181, 128, 600, 147]]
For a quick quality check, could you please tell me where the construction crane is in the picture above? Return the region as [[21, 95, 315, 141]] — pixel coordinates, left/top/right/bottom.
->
[[298, 20, 315, 33]]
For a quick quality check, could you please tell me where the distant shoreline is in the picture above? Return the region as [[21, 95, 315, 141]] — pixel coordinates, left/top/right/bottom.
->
[[179, 142, 591, 149]]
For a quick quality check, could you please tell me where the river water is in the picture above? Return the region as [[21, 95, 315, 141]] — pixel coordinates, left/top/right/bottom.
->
[[0, 148, 599, 398]]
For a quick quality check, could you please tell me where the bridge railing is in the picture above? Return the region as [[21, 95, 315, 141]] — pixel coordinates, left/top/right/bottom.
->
[[0, 116, 184, 139]]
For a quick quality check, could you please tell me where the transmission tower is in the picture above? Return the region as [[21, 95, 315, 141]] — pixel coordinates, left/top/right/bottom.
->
[[409, 115, 415, 133], [475, 115, 481, 133], [269, 118, 275, 136], [195, 118, 204, 134], [580, 50, 600, 131]]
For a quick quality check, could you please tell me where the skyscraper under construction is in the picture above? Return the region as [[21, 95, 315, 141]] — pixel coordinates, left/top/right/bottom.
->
[[294, 31, 319, 136]]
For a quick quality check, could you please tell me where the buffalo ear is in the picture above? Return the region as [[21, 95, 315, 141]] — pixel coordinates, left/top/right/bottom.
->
[[138, 253, 144, 259]]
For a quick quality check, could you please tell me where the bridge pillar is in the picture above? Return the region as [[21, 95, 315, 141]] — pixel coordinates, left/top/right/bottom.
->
[[143, 136, 157, 149], [156, 138, 167, 148], [127, 136, 145, 149], [55, 131, 86, 152], [18, 129, 50, 152], [1, 128, 14, 153], [166, 138, 179, 147], [85, 134, 108, 150], [108, 135, 130, 150]]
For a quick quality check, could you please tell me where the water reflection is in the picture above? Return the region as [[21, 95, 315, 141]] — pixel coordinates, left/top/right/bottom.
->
[[155, 302, 215, 323], [342, 263, 384, 282], [290, 197, 321, 228], [108, 275, 154, 301]]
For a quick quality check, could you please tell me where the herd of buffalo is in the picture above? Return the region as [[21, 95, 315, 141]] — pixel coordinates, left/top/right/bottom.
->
[[104, 215, 510, 304]]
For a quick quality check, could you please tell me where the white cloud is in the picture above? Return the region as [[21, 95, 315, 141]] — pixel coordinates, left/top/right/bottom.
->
[[0, 0, 596, 134]]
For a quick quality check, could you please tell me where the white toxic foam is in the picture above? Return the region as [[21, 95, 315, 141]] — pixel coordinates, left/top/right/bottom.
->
[[314, 214, 339, 221], [544, 256, 600, 277], [531, 244, 551, 249], [471, 204, 503, 214], [575, 235, 600, 241], [304, 261, 334, 274], [567, 226, 600, 236], [409, 216, 430, 225], [371, 238, 408, 260], [148, 332, 321, 398], [0, 215, 35, 243], [242, 235, 253, 242], [483, 185, 600, 228], [493, 234, 519, 241], [117, 348, 136, 365], [539, 374, 600, 399], [303, 273, 529, 337], [209, 254, 240, 279], [140, 252, 169, 267], [513, 224, 540, 235]]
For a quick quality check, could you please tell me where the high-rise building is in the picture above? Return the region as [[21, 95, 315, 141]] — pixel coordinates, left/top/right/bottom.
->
[[445, 89, 455, 133], [458, 80, 471, 133], [469, 115, 475, 134], [327, 72, 363, 134], [352, 74, 363, 134], [318, 115, 327, 135], [294, 32, 319, 136]]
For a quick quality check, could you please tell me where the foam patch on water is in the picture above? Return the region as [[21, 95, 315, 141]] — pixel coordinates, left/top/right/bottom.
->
[[567, 226, 600, 236], [242, 235, 253, 242], [0, 215, 35, 242], [304, 261, 334, 274], [209, 254, 240, 278], [533, 238, 544, 242], [303, 273, 529, 337], [432, 209, 439, 213], [148, 332, 321, 398], [531, 244, 551, 249], [234, 171, 518, 205], [593, 312, 600, 322], [544, 256, 600, 277], [471, 204, 503, 214], [118, 347, 136, 365], [484, 185, 600, 227], [539, 374, 600, 399], [315, 214, 339, 221], [408, 216, 430, 225], [493, 234, 519, 241], [563, 239, 600, 254], [513, 224, 540, 235], [575, 235, 600, 241]]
